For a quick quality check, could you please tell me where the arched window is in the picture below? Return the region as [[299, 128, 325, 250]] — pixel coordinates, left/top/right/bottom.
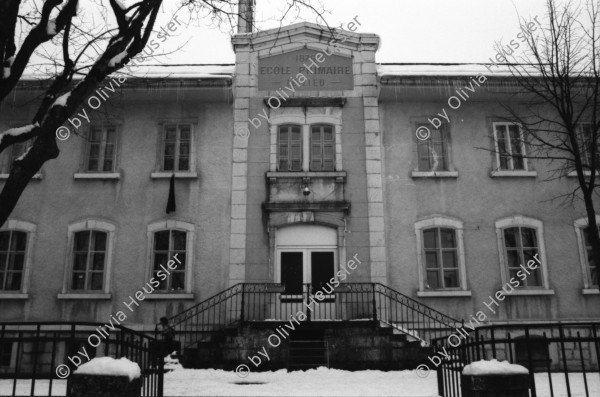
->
[[63, 220, 115, 295], [147, 220, 195, 294], [415, 216, 469, 295], [0, 220, 35, 294], [574, 216, 600, 290], [495, 216, 549, 290]]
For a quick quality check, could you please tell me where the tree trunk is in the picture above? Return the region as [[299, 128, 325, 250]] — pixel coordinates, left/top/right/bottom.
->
[[0, 130, 58, 227]]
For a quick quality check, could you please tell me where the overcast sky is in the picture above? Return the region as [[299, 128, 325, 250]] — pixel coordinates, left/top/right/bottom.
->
[[150, 0, 550, 65]]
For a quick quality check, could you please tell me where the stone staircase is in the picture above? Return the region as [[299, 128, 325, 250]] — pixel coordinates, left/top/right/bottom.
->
[[288, 329, 328, 370]]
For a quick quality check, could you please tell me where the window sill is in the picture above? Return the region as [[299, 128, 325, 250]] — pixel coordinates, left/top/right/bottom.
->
[[0, 174, 42, 180], [507, 289, 554, 296], [567, 171, 599, 178], [151, 172, 198, 179], [411, 171, 458, 179], [0, 293, 29, 300], [582, 288, 600, 295], [490, 170, 537, 178], [417, 290, 472, 297], [143, 293, 194, 300], [266, 171, 347, 183], [74, 172, 120, 180], [57, 293, 112, 300]]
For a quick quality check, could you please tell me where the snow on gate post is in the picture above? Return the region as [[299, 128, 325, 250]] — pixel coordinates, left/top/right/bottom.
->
[[69, 357, 142, 397], [460, 359, 530, 397]]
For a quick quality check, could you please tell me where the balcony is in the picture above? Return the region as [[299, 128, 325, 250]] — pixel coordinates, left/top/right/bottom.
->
[[264, 171, 349, 213]]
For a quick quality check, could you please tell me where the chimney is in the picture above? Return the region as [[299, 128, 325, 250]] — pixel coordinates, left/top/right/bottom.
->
[[237, 0, 256, 33]]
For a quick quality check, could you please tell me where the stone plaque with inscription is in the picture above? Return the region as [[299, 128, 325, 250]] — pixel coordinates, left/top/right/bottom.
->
[[258, 49, 353, 91]]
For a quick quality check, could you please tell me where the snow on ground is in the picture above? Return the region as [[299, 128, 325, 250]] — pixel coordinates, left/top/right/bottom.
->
[[1, 369, 598, 396], [164, 368, 440, 397]]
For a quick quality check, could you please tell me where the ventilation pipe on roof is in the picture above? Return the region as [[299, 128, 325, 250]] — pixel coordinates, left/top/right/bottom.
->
[[237, 0, 255, 33]]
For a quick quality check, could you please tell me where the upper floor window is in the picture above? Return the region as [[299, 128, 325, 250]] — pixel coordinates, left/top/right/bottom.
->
[[276, 122, 338, 172], [0, 230, 27, 291], [85, 125, 117, 172], [577, 123, 599, 171], [417, 124, 449, 172], [495, 216, 549, 290], [310, 124, 335, 171], [278, 124, 302, 172], [415, 216, 468, 294], [161, 124, 191, 172], [1, 139, 34, 175], [493, 122, 527, 171], [71, 230, 107, 291]]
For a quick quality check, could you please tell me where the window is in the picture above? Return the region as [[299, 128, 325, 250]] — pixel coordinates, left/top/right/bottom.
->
[[417, 124, 449, 171], [70, 231, 107, 291], [495, 216, 549, 291], [502, 227, 542, 287], [0, 230, 27, 291], [0, 342, 12, 366], [415, 217, 468, 295], [493, 122, 527, 171], [61, 220, 115, 297], [1, 139, 35, 175], [310, 124, 335, 171], [278, 124, 302, 171], [582, 227, 598, 286], [85, 125, 116, 172], [577, 123, 600, 171], [161, 124, 191, 172], [152, 230, 187, 291], [423, 228, 459, 289], [574, 216, 600, 290]]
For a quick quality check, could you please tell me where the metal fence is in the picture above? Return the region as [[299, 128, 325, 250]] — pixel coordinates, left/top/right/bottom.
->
[[0, 322, 163, 397], [169, 282, 461, 349], [434, 322, 600, 397]]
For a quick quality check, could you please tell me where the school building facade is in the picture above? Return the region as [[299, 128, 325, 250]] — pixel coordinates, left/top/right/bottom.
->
[[0, 21, 598, 339]]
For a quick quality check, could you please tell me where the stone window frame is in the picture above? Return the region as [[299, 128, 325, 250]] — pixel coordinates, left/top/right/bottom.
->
[[574, 216, 600, 294], [0, 219, 36, 300], [0, 121, 42, 180], [144, 220, 195, 299], [415, 216, 471, 297], [494, 215, 553, 295], [58, 219, 115, 300], [269, 108, 342, 172], [74, 122, 122, 180], [151, 118, 199, 179], [489, 121, 537, 178]]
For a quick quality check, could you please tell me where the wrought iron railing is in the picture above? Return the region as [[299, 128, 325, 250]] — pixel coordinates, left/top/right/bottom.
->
[[167, 282, 461, 349], [433, 322, 600, 397], [0, 322, 163, 397]]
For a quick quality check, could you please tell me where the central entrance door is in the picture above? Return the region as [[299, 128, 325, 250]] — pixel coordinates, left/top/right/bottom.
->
[[275, 225, 338, 320]]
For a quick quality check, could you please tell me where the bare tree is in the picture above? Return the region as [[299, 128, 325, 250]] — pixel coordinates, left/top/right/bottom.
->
[[488, 0, 600, 288], [0, 0, 329, 228]]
